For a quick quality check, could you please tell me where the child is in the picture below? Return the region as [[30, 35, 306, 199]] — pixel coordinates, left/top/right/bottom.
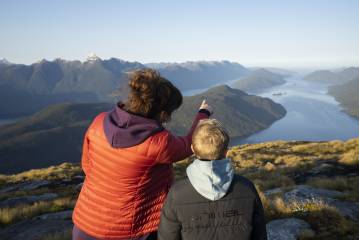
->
[[158, 119, 267, 240]]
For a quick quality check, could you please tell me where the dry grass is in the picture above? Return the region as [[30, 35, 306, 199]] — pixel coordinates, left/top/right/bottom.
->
[[0, 197, 75, 226], [39, 228, 72, 240], [340, 148, 359, 165], [229, 138, 359, 171], [302, 207, 359, 239], [306, 176, 359, 201], [0, 163, 82, 187], [246, 170, 295, 191]]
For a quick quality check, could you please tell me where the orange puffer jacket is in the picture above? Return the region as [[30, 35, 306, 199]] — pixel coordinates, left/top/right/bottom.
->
[[72, 109, 208, 239]]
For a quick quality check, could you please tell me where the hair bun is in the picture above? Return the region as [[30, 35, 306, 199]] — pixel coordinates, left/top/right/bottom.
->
[[125, 68, 183, 122], [128, 69, 157, 94]]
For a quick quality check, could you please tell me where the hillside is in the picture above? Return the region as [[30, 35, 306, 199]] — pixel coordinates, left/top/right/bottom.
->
[[167, 85, 286, 136], [232, 68, 286, 92], [304, 67, 359, 84], [0, 103, 112, 174], [328, 77, 359, 118], [0, 85, 285, 174], [0, 138, 358, 239]]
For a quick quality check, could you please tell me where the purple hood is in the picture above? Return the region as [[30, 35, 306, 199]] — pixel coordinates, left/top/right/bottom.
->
[[103, 106, 164, 148]]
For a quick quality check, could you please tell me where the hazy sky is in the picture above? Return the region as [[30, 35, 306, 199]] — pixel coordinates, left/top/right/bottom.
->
[[0, 0, 358, 68]]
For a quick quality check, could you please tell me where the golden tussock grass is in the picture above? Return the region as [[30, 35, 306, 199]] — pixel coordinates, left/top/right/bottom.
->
[[0, 163, 82, 187], [0, 197, 75, 226]]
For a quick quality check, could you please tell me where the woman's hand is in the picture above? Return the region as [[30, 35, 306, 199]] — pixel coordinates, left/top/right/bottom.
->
[[199, 99, 213, 115]]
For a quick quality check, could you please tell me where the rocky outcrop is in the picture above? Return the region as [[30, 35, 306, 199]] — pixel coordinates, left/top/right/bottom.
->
[[0, 193, 58, 208], [266, 218, 313, 240], [265, 185, 359, 222], [0, 180, 51, 193], [35, 210, 73, 220], [284, 185, 359, 221]]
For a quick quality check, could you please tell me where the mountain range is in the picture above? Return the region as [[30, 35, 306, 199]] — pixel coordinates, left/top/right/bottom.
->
[[147, 60, 249, 90], [0, 85, 286, 174], [0, 57, 251, 117], [304, 67, 359, 84]]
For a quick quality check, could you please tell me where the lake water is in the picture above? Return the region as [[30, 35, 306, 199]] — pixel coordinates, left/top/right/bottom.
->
[[184, 75, 359, 145]]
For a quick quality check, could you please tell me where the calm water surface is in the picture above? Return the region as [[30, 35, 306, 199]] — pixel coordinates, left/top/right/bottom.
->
[[184, 75, 359, 145]]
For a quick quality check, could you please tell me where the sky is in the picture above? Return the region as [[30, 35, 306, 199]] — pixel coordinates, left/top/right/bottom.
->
[[0, 0, 358, 68]]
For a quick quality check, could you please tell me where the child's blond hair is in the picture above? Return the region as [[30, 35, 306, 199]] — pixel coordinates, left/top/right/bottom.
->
[[192, 119, 229, 160]]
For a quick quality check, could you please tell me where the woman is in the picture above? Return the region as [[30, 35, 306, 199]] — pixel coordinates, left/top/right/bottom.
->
[[72, 69, 212, 240]]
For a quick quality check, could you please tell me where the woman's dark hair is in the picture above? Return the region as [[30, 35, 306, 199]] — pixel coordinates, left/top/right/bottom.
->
[[123, 68, 183, 123]]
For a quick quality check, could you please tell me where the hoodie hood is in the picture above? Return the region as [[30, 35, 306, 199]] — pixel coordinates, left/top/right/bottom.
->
[[103, 105, 164, 148], [186, 158, 234, 201]]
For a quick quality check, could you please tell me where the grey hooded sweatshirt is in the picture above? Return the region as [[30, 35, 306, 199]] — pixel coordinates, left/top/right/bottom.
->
[[186, 158, 234, 201], [158, 159, 267, 240]]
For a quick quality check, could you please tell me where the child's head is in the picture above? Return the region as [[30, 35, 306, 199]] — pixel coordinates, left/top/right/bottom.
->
[[191, 119, 230, 160]]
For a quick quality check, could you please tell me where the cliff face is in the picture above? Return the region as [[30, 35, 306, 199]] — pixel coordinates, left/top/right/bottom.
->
[[0, 138, 358, 239]]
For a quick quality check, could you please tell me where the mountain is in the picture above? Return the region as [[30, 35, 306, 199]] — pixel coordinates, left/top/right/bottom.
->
[[0, 85, 285, 174], [0, 58, 11, 65], [231, 68, 286, 92], [0, 57, 144, 117], [328, 77, 359, 118], [152, 61, 249, 91], [249, 67, 295, 77], [304, 67, 359, 84], [303, 70, 339, 83], [0, 58, 250, 117], [167, 85, 286, 136]]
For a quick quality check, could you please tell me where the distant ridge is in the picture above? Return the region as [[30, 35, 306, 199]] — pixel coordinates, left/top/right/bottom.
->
[[152, 60, 249, 90], [232, 68, 286, 92], [304, 67, 359, 84]]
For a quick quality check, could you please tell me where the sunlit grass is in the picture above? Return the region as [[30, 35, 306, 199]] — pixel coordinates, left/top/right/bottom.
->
[[0, 163, 82, 187], [0, 197, 75, 227]]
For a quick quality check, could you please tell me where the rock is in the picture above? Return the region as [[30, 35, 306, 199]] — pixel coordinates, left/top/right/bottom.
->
[[265, 188, 283, 197], [284, 185, 344, 203], [0, 180, 51, 193], [0, 218, 73, 240], [35, 210, 73, 220], [331, 200, 359, 222], [73, 175, 85, 180], [284, 185, 359, 221], [267, 218, 312, 240], [0, 193, 58, 208], [76, 183, 83, 191]]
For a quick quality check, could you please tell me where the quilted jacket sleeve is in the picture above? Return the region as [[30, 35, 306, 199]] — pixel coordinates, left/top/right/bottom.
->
[[156, 111, 209, 164]]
